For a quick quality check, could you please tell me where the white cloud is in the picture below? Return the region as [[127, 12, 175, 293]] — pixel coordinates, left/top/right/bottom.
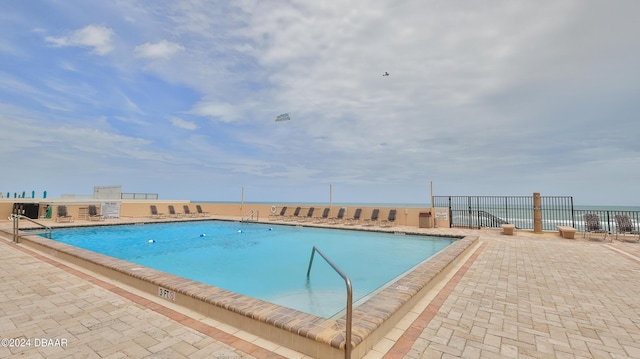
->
[[0, 113, 155, 164], [134, 40, 185, 59], [2, 0, 639, 204], [114, 116, 147, 126], [170, 116, 197, 130], [45, 24, 115, 55], [57, 60, 78, 72], [189, 101, 239, 123]]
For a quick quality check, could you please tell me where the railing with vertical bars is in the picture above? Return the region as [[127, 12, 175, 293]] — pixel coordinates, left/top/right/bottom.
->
[[433, 195, 639, 232]]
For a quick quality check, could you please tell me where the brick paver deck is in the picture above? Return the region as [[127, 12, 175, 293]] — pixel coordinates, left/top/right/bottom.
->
[[2, 219, 640, 358], [379, 233, 640, 359]]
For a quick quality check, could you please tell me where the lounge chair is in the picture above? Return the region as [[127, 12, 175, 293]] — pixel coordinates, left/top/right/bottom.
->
[[299, 207, 315, 222], [88, 205, 104, 221], [583, 213, 609, 241], [168, 205, 184, 218], [150, 205, 166, 218], [362, 209, 380, 226], [344, 208, 362, 225], [195, 205, 210, 217], [269, 206, 288, 221], [614, 214, 640, 241], [55, 205, 74, 223], [379, 209, 397, 227], [286, 207, 302, 221], [183, 205, 197, 217], [314, 208, 330, 223], [327, 207, 346, 224]]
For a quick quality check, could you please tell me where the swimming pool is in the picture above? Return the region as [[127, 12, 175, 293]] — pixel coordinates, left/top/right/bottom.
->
[[15, 218, 476, 358], [49, 221, 456, 317]]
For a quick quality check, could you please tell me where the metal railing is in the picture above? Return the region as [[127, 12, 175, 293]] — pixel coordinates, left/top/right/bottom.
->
[[433, 195, 640, 232], [306, 246, 352, 359], [241, 209, 259, 222], [10, 214, 52, 243], [432, 195, 555, 230], [121, 192, 159, 200]]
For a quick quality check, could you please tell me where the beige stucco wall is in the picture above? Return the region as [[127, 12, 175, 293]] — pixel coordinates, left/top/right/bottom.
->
[[0, 199, 447, 228]]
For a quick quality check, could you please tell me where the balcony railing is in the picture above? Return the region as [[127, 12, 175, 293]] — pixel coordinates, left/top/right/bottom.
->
[[120, 193, 159, 200]]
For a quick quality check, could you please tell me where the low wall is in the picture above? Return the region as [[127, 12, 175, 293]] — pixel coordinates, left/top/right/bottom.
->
[[0, 200, 449, 228]]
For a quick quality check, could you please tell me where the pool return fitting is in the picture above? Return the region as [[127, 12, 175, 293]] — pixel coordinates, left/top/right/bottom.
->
[[306, 246, 353, 359]]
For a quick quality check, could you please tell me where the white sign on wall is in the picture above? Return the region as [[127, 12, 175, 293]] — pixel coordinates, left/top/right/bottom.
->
[[435, 208, 449, 220], [101, 202, 121, 218]]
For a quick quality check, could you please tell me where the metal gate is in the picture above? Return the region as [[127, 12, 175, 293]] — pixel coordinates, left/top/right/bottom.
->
[[432, 195, 574, 230]]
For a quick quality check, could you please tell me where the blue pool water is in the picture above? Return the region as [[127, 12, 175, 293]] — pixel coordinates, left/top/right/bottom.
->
[[49, 221, 456, 317]]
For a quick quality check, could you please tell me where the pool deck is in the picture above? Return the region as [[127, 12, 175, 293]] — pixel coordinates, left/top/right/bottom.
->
[[2, 217, 640, 358]]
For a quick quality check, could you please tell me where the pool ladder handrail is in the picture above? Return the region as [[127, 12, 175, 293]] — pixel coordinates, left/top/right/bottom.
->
[[241, 209, 259, 222], [306, 246, 353, 359], [10, 214, 53, 243]]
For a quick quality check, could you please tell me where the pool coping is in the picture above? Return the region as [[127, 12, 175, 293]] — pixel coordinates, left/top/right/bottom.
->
[[10, 222, 478, 359]]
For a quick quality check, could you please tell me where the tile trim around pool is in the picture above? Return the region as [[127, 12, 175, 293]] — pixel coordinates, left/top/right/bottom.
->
[[17, 230, 478, 359]]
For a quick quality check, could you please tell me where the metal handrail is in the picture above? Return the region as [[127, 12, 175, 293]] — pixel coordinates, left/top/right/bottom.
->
[[10, 214, 53, 242], [306, 246, 352, 359], [241, 209, 259, 222]]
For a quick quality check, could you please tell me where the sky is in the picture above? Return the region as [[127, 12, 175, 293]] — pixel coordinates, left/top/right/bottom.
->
[[1, 1, 639, 206]]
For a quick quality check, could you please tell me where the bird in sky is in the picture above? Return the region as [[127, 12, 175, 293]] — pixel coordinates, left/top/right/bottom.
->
[[383, 72, 389, 76]]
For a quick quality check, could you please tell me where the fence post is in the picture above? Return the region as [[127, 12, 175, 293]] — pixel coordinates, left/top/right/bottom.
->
[[533, 192, 542, 233]]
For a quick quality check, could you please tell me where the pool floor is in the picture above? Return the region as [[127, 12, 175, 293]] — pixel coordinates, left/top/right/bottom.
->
[[48, 221, 457, 317]]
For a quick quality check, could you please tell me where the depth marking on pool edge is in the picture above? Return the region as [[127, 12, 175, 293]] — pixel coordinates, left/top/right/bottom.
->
[[158, 286, 176, 302]]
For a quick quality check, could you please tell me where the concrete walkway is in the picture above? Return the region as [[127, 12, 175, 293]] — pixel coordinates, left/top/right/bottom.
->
[[2, 222, 640, 358]]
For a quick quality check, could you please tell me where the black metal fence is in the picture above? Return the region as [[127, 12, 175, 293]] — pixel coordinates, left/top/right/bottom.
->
[[433, 196, 534, 229], [433, 195, 640, 232]]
